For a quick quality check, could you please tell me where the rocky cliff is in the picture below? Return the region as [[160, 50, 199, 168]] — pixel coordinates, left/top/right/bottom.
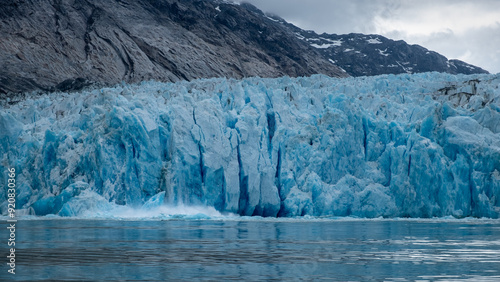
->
[[0, 0, 347, 94], [0, 0, 488, 95]]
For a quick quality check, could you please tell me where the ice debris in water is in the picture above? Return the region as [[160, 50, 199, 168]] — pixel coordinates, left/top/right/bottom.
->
[[1, 72, 500, 218]]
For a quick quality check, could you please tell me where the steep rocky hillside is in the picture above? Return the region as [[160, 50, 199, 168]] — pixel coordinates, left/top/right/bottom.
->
[[0, 0, 488, 95], [0, 0, 346, 94], [276, 16, 489, 77]]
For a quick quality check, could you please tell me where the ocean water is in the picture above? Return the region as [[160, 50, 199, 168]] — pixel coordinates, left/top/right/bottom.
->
[[1, 218, 500, 281]]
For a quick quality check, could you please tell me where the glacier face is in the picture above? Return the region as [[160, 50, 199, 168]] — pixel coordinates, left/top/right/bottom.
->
[[1, 72, 500, 218]]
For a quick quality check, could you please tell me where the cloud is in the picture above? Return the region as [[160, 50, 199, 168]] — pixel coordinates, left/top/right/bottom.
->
[[238, 0, 500, 73], [419, 23, 500, 73], [237, 0, 388, 34], [373, 1, 500, 36]]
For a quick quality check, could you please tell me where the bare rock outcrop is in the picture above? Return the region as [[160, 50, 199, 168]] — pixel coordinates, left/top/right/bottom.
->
[[0, 0, 347, 94]]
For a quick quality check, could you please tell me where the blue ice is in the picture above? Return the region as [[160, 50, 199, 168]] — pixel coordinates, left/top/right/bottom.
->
[[1, 72, 499, 218]]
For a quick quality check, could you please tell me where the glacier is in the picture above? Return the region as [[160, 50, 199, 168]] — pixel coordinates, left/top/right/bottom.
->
[[1, 72, 500, 218]]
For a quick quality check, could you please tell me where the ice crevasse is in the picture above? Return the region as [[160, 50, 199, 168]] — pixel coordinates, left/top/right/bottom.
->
[[1, 72, 500, 218]]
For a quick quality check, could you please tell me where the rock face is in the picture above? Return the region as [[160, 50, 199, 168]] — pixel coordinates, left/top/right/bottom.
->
[[0, 0, 346, 94], [0, 0, 489, 94]]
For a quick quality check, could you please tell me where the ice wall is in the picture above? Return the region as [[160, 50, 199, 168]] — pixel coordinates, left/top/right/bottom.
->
[[1, 73, 499, 218]]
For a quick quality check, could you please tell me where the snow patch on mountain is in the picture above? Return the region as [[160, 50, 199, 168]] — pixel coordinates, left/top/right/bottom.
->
[[367, 38, 382, 44], [310, 43, 340, 49], [378, 49, 389, 57]]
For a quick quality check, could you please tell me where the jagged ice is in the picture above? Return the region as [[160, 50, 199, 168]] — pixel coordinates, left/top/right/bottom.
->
[[1, 72, 499, 218]]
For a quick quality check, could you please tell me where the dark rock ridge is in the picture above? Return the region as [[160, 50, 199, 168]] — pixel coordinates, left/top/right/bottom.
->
[[0, 0, 488, 94], [280, 19, 489, 77], [0, 0, 346, 94]]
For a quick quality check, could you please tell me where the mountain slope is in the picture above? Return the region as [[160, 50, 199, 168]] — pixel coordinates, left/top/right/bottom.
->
[[0, 0, 346, 94], [0, 0, 489, 95], [282, 19, 489, 77]]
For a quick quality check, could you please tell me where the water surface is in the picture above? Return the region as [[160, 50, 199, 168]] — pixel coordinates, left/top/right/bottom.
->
[[1, 218, 500, 281]]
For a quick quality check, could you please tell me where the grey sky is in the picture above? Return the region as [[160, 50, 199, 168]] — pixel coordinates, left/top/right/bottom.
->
[[237, 0, 500, 73]]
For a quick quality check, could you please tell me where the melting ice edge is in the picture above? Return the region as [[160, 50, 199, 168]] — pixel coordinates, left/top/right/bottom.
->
[[1, 72, 500, 218]]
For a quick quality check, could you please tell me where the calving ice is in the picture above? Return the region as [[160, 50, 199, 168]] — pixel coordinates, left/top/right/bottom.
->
[[1, 73, 499, 218]]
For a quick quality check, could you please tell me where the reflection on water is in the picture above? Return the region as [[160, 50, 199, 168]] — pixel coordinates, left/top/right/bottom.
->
[[1, 219, 500, 281]]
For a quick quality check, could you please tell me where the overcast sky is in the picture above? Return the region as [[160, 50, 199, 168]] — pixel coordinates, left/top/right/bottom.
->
[[236, 0, 500, 74]]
